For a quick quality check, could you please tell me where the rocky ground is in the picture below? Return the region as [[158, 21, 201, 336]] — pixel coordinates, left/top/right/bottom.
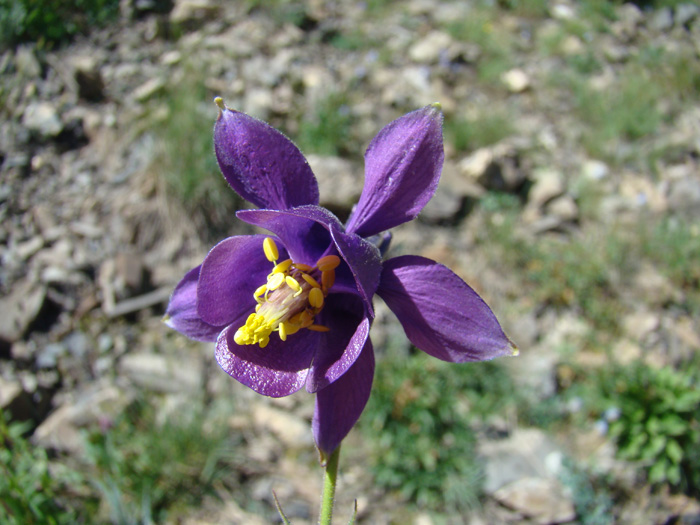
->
[[1, 0, 700, 523]]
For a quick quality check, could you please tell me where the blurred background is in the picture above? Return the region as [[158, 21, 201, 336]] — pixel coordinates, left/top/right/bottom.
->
[[1, 0, 699, 523]]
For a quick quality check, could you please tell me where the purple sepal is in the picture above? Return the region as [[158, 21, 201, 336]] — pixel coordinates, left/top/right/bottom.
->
[[377, 255, 517, 362], [306, 294, 370, 393], [331, 225, 382, 317], [215, 321, 319, 398], [345, 105, 444, 237], [312, 338, 374, 456], [214, 106, 319, 210], [236, 206, 341, 265], [197, 235, 280, 328], [164, 266, 223, 342]]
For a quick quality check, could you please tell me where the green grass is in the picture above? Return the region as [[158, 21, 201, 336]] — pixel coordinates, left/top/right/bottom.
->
[[149, 69, 241, 240], [444, 112, 515, 153], [83, 396, 249, 523], [361, 350, 519, 513], [293, 91, 355, 156], [0, 413, 82, 524], [443, 7, 516, 83], [0, 0, 119, 49]]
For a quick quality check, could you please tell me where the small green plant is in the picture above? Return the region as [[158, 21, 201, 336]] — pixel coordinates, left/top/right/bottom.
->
[[84, 397, 247, 523], [0, 0, 119, 48], [361, 350, 518, 513], [559, 458, 615, 525], [0, 413, 81, 524], [599, 362, 700, 493]]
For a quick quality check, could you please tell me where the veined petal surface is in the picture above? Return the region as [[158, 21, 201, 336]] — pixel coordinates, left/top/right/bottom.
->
[[214, 105, 319, 210], [377, 255, 517, 362], [198, 235, 281, 327], [345, 105, 444, 237], [164, 266, 223, 342]]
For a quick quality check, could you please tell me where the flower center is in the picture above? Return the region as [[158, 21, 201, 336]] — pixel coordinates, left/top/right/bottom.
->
[[233, 237, 340, 348]]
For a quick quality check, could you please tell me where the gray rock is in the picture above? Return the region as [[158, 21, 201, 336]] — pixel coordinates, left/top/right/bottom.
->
[[459, 144, 527, 193], [667, 175, 700, 217], [546, 195, 578, 222], [170, 0, 221, 28], [501, 68, 531, 93], [307, 155, 362, 219], [528, 168, 565, 208], [479, 428, 566, 494], [408, 31, 452, 64], [419, 184, 465, 224], [119, 352, 203, 393], [649, 7, 674, 32], [0, 377, 33, 420], [0, 281, 46, 344], [494, 477, 576, 524], [252, 403, 313, 448], [22, 102, 63, 138], [73, 56, 106, 102], [36, 342, 67, 369], [676, 3, 700, 27], [33, 381, 132, 453]]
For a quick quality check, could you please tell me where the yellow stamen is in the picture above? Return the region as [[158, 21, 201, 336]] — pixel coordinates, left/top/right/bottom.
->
[[267, 273, 285, 290], [234, 239, 343, 347], [309, 287, 324, 308], [317, 255, 341, 272], [285, 275, 302, 295], [263, 237, 279, 262], [272, 259, 292, 274], [302, 273, 321, 288], [322, 269, 335, 291]]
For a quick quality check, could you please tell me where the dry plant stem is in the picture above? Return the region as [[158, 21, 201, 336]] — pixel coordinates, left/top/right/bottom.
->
[[319, 445, 341, 525]]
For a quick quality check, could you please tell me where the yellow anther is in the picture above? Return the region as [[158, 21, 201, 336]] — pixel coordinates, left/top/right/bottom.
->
[[283, 322, 301, 336], [293, 263, 313, 272], [322, 269, 335, 291], [279, 323, 287, 341], [263, 237, 279, 262], [308, 324, 330, 332], [273, 259, 292, 274], [214, 97, 226, 110], [259, 336, 270, 348], [267, 273, 285, 290], [285, 275, 302, 294], [309, 287, 324, 308], [317, 255, 341, 272], [302, 273, 321, 288], [254, 284, 267, 297]]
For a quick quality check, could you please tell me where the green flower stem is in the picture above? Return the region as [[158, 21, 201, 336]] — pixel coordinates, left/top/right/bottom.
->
[[319, 445, 341, 525]]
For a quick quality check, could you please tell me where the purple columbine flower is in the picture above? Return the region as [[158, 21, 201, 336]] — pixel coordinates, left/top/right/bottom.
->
[[165, 98, 517, 458]]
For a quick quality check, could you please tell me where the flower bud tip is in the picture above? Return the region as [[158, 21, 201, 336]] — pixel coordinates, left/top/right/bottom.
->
[[214, 97, 226, 110]]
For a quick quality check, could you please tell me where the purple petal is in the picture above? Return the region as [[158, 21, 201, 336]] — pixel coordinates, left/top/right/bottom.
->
[[345, 105, 444, 237], [198, 235, 282, 327], [330, 225, 382, 316], [215, 321, 318, 397], [377, 255, 517, 362], [214, 104, 319, 210], [312, 338, 374, 457], [306, 294, 370, 393], [164, 266, 224, 342], [237, 206, 341, 265]]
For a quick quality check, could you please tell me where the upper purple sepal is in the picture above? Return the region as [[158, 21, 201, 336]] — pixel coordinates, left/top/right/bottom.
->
[[377, 255, 517, 362], [345, 104, 444, 237], [214, 100, 319, 210]]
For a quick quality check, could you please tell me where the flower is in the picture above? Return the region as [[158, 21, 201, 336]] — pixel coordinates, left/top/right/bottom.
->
[[164, 98, 517, 458]]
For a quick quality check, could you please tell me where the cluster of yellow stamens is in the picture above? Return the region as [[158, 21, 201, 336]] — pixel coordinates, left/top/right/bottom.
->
[[233, 237, 341, 348]]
